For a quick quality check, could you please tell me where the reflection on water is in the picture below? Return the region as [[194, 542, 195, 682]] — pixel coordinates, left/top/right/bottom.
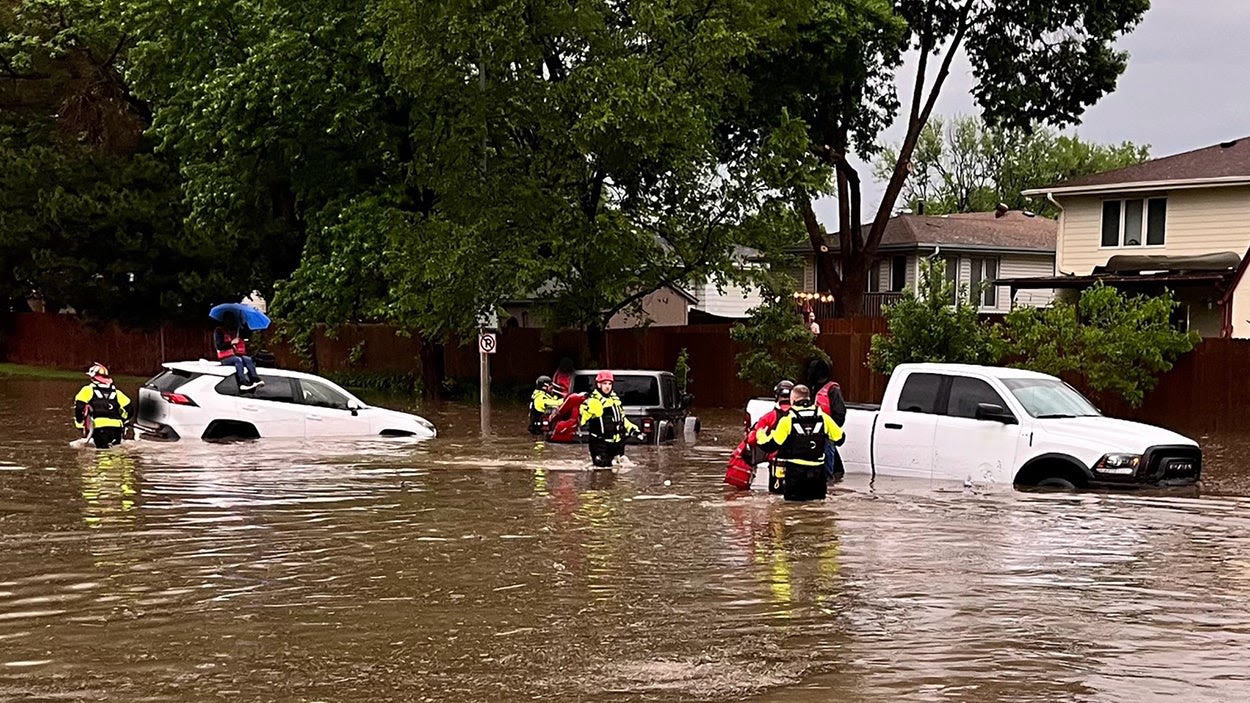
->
[[0, 376, 1249, 702]]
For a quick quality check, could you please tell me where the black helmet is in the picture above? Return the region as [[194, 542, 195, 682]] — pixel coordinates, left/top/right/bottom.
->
[[535, 375, 553, 390], [773, 379, 795, 399]]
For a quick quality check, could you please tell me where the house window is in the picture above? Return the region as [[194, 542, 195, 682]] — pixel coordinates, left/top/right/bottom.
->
[[943, 256, 959, 305], [891, 255, 908, 292], [968, 257, 999, 308], [1101, 197, 1167, 247]]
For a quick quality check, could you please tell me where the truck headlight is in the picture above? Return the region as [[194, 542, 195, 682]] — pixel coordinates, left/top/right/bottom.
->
[[1093, 453, 1141, 475]]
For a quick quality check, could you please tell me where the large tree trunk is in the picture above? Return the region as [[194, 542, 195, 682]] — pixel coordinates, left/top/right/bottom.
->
[[835, 268, 867, 317], [587, 321, 606, 367]]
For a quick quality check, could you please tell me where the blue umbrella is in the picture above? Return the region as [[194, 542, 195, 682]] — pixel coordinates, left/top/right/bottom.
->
[[209, 303, 271, 331]]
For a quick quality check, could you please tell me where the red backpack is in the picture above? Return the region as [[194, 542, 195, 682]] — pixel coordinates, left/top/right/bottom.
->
[[815, 381, 839, 415]]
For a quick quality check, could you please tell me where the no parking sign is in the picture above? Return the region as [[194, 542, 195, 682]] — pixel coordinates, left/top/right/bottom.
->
[[478, 331, 497, 354]]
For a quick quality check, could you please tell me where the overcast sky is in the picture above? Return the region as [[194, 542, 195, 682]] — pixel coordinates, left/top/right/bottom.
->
[[818, 0, 1250, 224]]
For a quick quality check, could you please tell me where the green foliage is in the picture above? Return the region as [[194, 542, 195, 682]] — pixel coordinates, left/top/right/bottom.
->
[[731, 277, 828, 392], [673, 347, 691, 393], [321, 371, 421, 396], [115, 0, 812, 346], [0, 1, 300, 322], [877, 115, 1150, 217], [347, 341, 366, 367], [868, 258, 998, 374], [998, 284, 1200, 407]]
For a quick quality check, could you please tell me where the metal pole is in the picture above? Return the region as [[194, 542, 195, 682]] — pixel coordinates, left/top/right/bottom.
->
[[480, 340, 491, 436]]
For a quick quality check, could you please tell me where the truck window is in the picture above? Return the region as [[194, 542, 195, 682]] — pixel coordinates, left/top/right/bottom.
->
[[661, 376, 678, 409], [614, 376, 660, 406], [945, 377, 1008, 419], [896, 373, 943, 413]]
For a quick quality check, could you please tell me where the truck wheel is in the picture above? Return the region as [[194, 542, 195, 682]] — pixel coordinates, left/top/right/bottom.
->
[[1036, 476, 1077, 490]]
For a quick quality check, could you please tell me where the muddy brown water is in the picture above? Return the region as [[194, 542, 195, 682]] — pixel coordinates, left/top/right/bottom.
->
[[2, 375, 1250, 702]]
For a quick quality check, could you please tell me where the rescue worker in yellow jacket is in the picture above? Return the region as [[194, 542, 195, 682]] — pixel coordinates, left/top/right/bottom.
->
[[755, 384, 843, 501], [578, 370, 640, 467], [74, 363, 132, 449], [529, 375, 563, 435]]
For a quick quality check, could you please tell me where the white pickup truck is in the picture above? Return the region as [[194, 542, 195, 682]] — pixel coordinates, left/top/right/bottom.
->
[[746, 363, 1201, 490]]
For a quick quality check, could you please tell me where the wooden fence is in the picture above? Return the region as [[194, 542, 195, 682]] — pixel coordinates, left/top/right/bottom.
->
[[0, 311, 1245, 434]]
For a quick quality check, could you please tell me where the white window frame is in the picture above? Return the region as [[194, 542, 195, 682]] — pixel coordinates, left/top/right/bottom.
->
[[1100, 197, 1167, 248], [968, 257, 1000, 309]]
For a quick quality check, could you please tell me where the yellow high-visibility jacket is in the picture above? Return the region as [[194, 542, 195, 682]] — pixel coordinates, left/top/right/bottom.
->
[[755, 404, 843, 467], [530, 389, 562, 414], [74, 383, 131, 430], [579, 390, 639, 442]]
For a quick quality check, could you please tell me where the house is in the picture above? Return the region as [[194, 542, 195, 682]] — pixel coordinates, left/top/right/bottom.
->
[[796, 210, 1058, 317], [501, 283, 698, 329], [1006, 136, 1250, 337]]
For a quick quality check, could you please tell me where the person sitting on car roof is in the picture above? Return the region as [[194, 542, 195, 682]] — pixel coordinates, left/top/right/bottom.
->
[[529, 375, 563, 435], [74, 363, 131, 449], [579, 371, 640, 467], [213, 311, 264, 392]]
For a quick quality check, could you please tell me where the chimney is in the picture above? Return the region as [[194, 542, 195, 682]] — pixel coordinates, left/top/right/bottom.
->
[[917, 200, 926, 215]]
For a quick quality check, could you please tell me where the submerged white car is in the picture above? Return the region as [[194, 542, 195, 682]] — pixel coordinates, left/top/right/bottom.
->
[[134, 361, 436, 441]]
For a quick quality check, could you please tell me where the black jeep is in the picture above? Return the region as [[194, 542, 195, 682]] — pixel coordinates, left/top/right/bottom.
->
[[570, 369, 699, 444]]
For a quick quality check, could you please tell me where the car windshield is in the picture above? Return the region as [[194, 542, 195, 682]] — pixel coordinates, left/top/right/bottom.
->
[[1001, 378, 1101, 418]]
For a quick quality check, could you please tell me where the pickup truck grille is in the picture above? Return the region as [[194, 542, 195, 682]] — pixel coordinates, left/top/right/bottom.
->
[[1140, 445, 1202, 485]]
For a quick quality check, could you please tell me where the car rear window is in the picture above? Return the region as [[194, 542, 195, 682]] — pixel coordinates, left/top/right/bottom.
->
[[572, 374, 660, 406], [145, 369, 198, 392]]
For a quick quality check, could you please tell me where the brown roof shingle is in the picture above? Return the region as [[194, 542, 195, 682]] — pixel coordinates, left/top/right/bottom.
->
[[1039, 136, 1250, 190], [820, 211, 1056, 253]]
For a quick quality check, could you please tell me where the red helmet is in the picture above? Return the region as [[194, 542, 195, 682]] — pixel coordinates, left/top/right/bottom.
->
[[86, 362, 111, 384], [595, 370, 614, 384]]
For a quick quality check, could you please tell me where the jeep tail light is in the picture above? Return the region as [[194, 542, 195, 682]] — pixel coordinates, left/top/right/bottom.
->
[[161, 392, 198, 406], [642, 417, 653, 432]]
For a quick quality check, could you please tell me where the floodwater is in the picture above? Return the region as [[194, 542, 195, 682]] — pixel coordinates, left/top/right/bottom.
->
[[2, 375, 1250, 702]]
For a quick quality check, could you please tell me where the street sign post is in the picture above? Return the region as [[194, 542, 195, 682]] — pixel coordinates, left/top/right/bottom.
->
[[478, 330, 496, 435]]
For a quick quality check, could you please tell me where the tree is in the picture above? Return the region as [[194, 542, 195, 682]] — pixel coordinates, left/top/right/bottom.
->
[[0, 0, 299, 322], [997, 284, 1199, 407], [769, 0, 1150, 316], [876, 115, 1150, 217], [867, 257, 997, 374], [121, 0, 811, 371], [731, 274, 828, 392]]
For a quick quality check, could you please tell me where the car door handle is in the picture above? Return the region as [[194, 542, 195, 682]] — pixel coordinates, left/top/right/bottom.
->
[[884, 422, 903, 430], [241, 405, 260, 412], [306, 415, 323, 421]]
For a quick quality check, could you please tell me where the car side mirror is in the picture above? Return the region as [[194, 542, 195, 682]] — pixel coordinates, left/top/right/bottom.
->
[[347, 399, 361, 416], [975, 402, 1017, 424]]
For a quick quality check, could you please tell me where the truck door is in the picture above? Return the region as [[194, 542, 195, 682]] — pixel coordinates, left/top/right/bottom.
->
[[932, 375, 1023, 484], [874, 372, 942, 479]]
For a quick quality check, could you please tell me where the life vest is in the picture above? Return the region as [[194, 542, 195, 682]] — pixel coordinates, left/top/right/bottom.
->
[[582, 390, 625, 440], [815, 381, 839, 415], [88, 384, 123, 420], [215, 329, 247, 359], [777, 406, 827, 465]]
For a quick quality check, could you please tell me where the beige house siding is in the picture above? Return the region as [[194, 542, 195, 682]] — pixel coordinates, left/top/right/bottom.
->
[[801, 252, 1053, 313], [1000, 256, 1056, 309], [607, 287, 689, 328], [1232, 275, 1250, 338], [1056, 187, 1250, 275], [691, 280, 761, 318]]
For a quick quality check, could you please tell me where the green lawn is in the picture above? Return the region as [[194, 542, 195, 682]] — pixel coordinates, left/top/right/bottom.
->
[[0, 363, 147, 384]]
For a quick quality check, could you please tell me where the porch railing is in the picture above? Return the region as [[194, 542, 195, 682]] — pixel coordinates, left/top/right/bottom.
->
[[795, 291, 904, 319]]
